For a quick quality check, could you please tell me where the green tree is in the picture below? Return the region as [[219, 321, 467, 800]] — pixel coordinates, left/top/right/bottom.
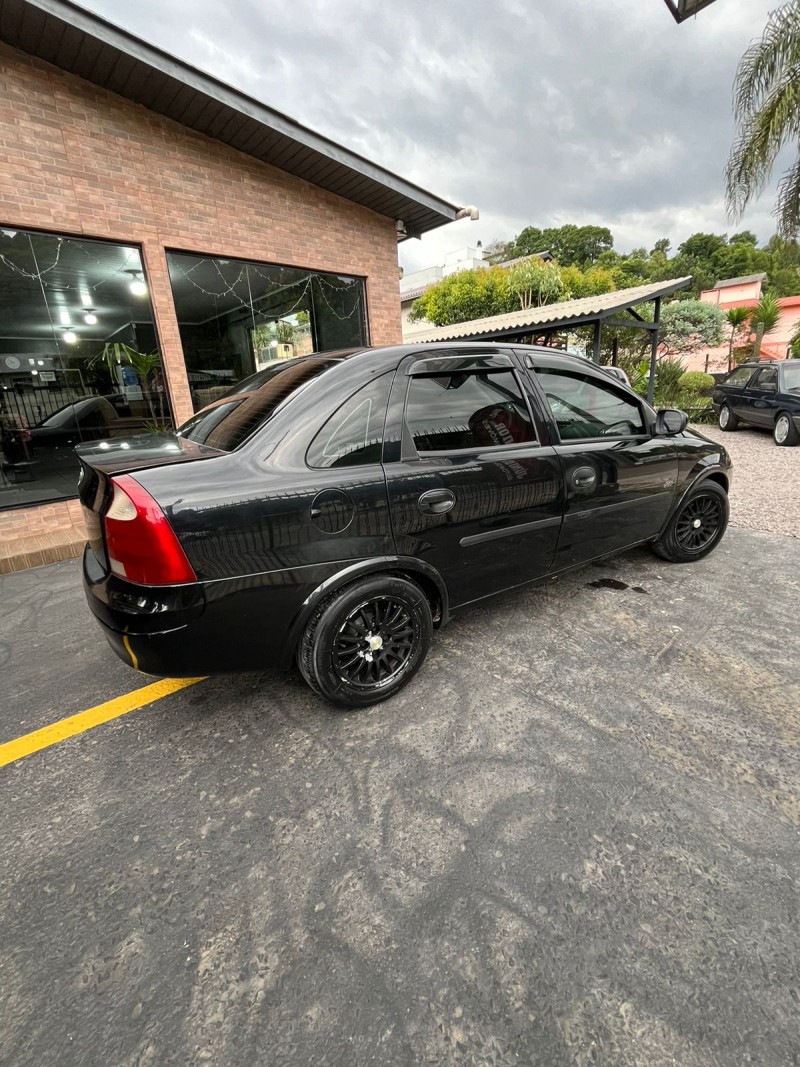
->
[[561, 264, 617, 298], [726, 2, 800, 238], [749, 292, 781, 358], [506, 257, 563, 309], [658, 300, 725, 358], [408, 267, 513, 326], [724, 306, 752, 371]]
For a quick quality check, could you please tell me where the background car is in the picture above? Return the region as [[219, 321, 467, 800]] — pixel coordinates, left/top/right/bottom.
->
[[712, 361, 800, 445], [78, 343, 731, 708]]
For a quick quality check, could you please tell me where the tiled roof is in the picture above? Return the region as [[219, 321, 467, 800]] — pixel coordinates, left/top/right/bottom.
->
[[405, 278, 693, 342]]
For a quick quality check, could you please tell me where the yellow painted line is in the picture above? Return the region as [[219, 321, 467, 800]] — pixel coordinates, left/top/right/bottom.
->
[[0, 677, 205, 768]]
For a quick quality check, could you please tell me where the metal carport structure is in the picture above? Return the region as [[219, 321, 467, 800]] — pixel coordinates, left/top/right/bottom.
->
[[406, 277, 692, 404]]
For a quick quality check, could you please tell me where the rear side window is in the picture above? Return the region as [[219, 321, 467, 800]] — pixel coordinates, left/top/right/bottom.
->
[[307, 374, 392, 468], [724, 367, 755, 387], [176, 359, 339, 452], [405, 370, 536, 452], [535, 368, 645, 440]]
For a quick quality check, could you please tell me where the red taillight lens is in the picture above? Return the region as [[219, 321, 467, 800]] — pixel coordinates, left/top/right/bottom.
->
[[104, 475, 196, 585]]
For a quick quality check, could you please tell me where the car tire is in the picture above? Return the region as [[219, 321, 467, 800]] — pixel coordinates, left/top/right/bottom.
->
[[651, 481, 729, 564], [774, 412, 799, 447], [718, 404, 738, 431], [297, 575, 433, 708]]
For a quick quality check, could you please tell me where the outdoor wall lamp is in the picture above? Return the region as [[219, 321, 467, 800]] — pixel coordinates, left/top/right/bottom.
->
[[455, 206, 480, 221]]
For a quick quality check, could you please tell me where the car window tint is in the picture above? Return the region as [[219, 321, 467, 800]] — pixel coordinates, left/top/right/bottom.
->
[[405, 370, 536, 452], [307, 373, 392, 468], [724, 367, 754, 386], [783, 363, 800, 392], [754, 368, 778, 389], [176, 359, 339, 451], [535, 368, 645, 440]]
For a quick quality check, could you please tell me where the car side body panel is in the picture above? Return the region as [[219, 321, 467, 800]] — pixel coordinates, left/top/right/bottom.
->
[[79, 342, 733, 679]]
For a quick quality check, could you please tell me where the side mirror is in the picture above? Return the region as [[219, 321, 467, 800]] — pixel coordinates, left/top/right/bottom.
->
[[655, 408, 688, 436]]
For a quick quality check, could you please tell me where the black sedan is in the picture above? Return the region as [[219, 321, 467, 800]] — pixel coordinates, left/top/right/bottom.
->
[[712, 360, 800, 445], [78, 344, 732, 708]]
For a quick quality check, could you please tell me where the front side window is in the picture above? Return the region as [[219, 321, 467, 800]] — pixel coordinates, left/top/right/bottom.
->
[[535, 368, 645, 440], [725, 367, 755, 387], [753, 368, 778, 390], [307, 373, 392, 468], [405, 370, 536, 453]]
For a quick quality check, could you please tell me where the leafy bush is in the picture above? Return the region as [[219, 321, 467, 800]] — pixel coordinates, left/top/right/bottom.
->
[[678, 371, 715, 396], [653, 357, 687, 405]]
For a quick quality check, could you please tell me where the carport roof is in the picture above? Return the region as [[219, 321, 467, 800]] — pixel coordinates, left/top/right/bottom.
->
[[406, 277, 693, 342], [0, 0, 463, 237]]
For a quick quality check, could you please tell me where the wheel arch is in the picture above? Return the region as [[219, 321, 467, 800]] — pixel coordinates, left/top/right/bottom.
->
[[280, 556, 449, 669], [658, 465, 730, 538]]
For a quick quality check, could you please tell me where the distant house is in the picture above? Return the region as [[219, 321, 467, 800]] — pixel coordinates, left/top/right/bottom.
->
[[686, 274, 800, 371], [400, 246, 554, 339]]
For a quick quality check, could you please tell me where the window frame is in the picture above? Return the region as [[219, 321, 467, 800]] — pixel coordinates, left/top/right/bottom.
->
[[724, 366, 758, 388], [751, 367, 778, 392], [400, 357, 541, 459], [523, 355, 650, 445], [305, 370, 393, 470]]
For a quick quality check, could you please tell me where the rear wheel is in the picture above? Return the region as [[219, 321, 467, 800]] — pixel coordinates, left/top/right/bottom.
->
[[651, 481, 729, 563], [297, 575, 433, 708], [718, 404, 738, 431], [774, 412, 799, 447]]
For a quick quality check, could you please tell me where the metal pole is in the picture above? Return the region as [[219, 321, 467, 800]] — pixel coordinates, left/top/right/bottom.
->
[[591, 318, 601, 364], [647, 296, 662, 406]]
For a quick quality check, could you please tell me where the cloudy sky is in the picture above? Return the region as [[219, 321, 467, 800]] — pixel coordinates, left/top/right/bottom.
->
[[83, 0, 781, 272]]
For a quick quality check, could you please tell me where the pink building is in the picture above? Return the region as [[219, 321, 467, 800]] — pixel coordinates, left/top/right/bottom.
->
[[685, 274, 799, 371]]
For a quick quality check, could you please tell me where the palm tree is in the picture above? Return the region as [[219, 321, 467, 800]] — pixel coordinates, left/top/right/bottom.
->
[[725, 2, 800, 238], [724, 306, 751, 371], [749, 293, 781, 360]]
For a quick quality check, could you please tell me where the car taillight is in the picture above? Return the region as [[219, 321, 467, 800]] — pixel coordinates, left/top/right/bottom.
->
[[104, 474, 196, 585]]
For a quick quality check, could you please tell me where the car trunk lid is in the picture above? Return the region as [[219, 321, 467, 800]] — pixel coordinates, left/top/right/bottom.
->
[[76, 433, 222, 567]]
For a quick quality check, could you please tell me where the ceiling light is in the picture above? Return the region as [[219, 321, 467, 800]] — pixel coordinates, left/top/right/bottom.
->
[[37, 359, 44, 365], [63, 330, 77, 344], [84, 310, 98, 325], [59, 308, 71, 326], [126, 269, 148, 297]]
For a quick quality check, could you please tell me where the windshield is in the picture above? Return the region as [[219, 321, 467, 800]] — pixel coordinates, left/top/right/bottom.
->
[[782, 363, 800, 392], [176, 358, 340, 451]]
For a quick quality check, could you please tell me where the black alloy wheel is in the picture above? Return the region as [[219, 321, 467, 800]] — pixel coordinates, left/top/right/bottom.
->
[[297, 575, 433, 708], [674, 494, 723, 552], [333, 596, 416, 689], [651, 481, 729, 563]]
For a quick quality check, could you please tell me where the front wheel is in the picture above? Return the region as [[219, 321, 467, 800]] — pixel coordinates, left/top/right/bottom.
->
[[774, 412, 799, 447], [718, 404, 739, 431], [651, 482, 729, 563], [297, 575, 433, 708]]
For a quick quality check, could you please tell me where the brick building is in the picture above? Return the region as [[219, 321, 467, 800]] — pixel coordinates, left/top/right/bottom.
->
[[0, 0, 463, 569]]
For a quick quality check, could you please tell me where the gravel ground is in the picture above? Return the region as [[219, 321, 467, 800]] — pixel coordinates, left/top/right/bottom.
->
[[691, 422, 799, 538]]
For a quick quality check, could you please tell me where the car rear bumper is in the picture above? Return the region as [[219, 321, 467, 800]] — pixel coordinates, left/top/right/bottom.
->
[[82, 545, 352, 676]]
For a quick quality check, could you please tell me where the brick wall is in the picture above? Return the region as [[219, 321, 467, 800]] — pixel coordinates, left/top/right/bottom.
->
[[0, 41, 403, 543]]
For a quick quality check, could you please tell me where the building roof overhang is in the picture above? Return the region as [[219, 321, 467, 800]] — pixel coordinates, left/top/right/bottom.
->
[[0, 0, 464, 238]]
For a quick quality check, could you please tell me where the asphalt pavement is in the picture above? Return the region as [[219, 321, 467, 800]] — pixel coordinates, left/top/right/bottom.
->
[[1, 528, 798, 1067]]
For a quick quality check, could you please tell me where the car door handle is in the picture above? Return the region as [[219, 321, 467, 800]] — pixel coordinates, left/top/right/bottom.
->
[[571, 466, 597, 490], [418, 489, 456, 515]]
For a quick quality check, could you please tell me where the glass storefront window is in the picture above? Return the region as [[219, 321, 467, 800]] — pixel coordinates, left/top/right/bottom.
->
[[166, 251, 368, 410], [0, 227, 169, 509]]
